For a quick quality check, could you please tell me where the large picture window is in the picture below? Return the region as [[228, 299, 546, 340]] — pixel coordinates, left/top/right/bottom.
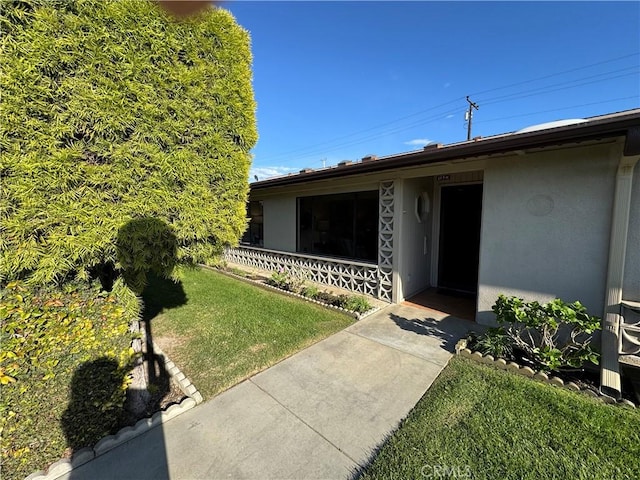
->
[[298, 191, 378, 262], [241, 201, 263, 246]]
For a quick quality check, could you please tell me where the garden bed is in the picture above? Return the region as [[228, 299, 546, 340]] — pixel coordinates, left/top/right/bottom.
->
[[212, 263, 382, 320], [1, 282, 136, 480], [25, 265, 349, 479], [24, 311, 204, 480], [460, 294, 640, 405], [455, 338, 637, 408]]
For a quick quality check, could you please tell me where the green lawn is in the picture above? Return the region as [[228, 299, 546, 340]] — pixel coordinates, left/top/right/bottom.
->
[[143, 267, 353, 399], [361, 357, 640, 480]]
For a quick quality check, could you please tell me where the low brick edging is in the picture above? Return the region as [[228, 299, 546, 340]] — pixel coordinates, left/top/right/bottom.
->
[[455, 338, 638, 409], [25, 329, 203, 480], [205, 265, 381, 321]]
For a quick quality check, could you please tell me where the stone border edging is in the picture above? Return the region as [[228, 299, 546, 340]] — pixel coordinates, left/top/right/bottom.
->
[[25, 330, 203, 480], [151, 339, 203, 405], [454, 338, 637, 409], [204, 265, 381, 321]]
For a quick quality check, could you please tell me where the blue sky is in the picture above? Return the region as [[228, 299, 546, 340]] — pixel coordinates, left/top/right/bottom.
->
[[220, 1, 640, 181]]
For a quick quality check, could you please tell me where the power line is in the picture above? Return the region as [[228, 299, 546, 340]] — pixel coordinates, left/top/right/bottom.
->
[[257, 97, 464, 163], [257, 52, 639, 164], [469, 52, 639, 97], [284, 109, 461, 166], [334, 70, 638, 147], [482, 71, 639, 107], [292, 107, 461, 160], [286, 93, 638, 167], [478, 66, 639, 105], [476, 95, 639, 125], [271, 69, 637, 164]]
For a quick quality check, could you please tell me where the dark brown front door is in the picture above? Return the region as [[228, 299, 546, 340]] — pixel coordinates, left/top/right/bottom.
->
[[438, 184, 483, 294]]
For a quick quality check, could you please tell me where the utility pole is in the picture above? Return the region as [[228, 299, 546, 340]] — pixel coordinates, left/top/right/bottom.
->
[[465, 96, 479, 140]]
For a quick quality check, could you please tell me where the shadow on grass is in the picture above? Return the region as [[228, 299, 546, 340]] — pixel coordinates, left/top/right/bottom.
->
[[139, 270, 188, 414], [135, 273, 186, 416], [141, 272, 188, 322]]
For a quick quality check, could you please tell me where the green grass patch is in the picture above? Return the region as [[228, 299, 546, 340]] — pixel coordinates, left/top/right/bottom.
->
[[361, 356, 640, 480], [144, 267, 353, 399]]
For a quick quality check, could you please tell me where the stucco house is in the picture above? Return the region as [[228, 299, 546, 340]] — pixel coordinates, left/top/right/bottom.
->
[[226, 109, 640, 395]]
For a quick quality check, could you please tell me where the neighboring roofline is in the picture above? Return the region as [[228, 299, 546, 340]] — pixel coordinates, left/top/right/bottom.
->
[[251, 109, 640, 190]]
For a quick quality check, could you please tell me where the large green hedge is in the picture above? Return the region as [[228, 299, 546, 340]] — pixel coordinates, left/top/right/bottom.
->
[[0, 0, 257, 288]]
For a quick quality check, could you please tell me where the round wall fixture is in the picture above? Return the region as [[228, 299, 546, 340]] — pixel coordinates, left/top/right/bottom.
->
[[526, 194, 554, 216], [415, 192, 430, 222]]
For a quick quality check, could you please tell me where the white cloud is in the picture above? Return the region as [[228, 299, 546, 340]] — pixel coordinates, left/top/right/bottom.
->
[[404, 138, 433, 146], [249, 166, 297, 182], [446, 114, 455, 119]]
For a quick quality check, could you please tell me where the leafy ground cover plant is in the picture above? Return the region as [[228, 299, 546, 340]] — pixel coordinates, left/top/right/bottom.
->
[[0, 281, 138, 480], [307, 291, 373, 313], [469, 327, 513, 359], [267, 268, 308, 293], [339, 295, 372, 314], [301, 285, 320, 299], [487, 295, 601, 371]]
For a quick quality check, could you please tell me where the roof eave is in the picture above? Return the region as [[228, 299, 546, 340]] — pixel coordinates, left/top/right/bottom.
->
[[251, 110, 640, 190]]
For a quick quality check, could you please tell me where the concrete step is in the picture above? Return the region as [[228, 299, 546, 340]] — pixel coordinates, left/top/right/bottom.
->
[[620, 354, 640, 368]]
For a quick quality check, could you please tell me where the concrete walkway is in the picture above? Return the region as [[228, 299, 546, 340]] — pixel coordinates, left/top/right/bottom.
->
[[60, 304, 475, 480]]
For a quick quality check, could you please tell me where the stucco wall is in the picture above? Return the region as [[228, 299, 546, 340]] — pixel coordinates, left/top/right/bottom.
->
[[398, 177, 433, 300], [623, 163, 640, 302], [262, 196, 297, 252], [477, 144, 618, 325]]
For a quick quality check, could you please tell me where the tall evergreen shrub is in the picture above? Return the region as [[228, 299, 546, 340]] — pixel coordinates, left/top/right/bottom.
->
[[0, 0, 257, 287]]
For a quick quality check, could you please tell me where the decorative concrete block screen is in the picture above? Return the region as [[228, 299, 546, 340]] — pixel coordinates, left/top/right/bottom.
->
[[377, 181, 395, 302], [620, 302, 640, 355], [224, 246, 382, 299]]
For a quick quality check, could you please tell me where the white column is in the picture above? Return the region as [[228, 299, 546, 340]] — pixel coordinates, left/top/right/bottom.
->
[[601, 153, 639, 397]]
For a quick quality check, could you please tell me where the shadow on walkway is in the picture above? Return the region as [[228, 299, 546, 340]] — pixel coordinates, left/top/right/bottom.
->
[[390, 312, 483, 353]]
